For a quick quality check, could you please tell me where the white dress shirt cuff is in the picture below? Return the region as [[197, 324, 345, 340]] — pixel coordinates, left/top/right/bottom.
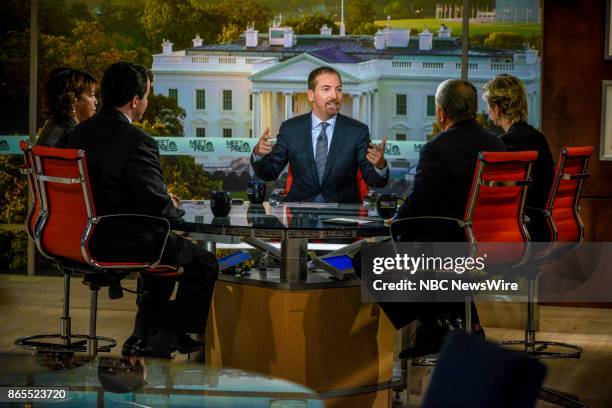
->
[[374, 164, 388, 176]]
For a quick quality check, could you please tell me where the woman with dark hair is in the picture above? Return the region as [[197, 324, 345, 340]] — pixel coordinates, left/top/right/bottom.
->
[[483, 74, 554, 211], [37, 67, 98, 147]]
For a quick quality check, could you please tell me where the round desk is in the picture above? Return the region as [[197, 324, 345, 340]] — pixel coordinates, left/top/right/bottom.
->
[[173, 202, 397, 407]]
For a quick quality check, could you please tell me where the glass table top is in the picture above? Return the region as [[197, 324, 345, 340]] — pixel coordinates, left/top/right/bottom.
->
[[172, 201, 389, 239]]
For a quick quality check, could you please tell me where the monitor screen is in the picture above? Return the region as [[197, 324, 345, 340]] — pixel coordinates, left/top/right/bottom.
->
[[322, 255, 353, 271], [218, 251, 252, 271]]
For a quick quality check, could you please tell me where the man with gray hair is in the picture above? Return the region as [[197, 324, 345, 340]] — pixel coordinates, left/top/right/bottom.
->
[[397, 79, 505, 224], [378, 79, 505, 356]]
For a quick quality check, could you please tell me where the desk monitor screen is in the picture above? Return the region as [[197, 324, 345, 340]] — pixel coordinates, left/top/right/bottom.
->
[[218, 250, 252, 271], [322, 255, 353, 271]]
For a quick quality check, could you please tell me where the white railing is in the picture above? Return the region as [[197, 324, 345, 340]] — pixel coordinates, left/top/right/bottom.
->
[[245, 57, 266, 64], [158, 56, 183, 64], [392, 61, 412, 69], [154, 53, 538, 79], [422, 62, 444, 69], [154, 55, 277, 67], [491, 63, 515, 71], [383, 59, 538, 79], [455, 63, 479, 70], [219, 57, 237, 64], [356, 59, 378, 75]]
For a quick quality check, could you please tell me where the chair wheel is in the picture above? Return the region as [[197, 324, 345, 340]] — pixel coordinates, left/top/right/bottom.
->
[[15, 334, 116, 354], [496, 340, 582, 359]]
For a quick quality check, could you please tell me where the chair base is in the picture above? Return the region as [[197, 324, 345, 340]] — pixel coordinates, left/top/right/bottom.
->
[[15, 333, 115, 354], [540, 386, 588, 408], [497, 339, 582, 359], [411, 353, 439, 366]]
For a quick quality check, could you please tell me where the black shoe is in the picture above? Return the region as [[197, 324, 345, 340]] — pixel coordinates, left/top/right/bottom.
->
[[122, 336, 152, 357], [399, 320, 450, 359], [177, 333, 204, 355], [146, 330, 178, 359]]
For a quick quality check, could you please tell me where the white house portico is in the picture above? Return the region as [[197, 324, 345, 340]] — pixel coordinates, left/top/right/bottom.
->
[[248, 53, 377, 138]]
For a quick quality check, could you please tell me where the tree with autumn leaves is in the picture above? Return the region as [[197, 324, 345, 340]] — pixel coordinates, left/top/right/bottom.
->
[[2, 0, 280, 271]]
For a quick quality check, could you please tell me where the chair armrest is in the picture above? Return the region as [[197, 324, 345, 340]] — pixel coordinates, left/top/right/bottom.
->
[[86, 214, 171, 269], [390, 216, 466, 242]]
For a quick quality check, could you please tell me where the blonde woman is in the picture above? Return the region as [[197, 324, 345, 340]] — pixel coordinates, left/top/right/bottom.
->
[[37, 68, 98, 147], [483, 74, 554, 210]]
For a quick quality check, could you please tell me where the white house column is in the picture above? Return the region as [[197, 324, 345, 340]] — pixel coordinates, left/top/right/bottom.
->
[[284, 92, 293, 120], [265, 92, 272, 131], [351, 94, 360, 120], [252, 91, 261, 137], [371, 89, 378, 138], [363, 91, 371, 128]]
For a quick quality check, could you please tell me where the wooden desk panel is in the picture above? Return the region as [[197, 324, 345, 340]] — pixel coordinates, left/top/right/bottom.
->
[[205, 281, 394, 406]]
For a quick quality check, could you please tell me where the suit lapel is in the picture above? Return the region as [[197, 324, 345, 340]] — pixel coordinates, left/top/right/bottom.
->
[[303, 115, 319, 185], [321, 114, 345, 186]]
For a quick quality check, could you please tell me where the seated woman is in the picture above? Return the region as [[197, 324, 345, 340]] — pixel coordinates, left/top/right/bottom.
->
[[483, 74, 555, 205], [483, 74, 555, 241], [37, 67, 98, 147]]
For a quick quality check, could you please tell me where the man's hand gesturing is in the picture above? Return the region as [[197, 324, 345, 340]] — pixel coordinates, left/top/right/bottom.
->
[[367, 135, 388, 169], [253, 127, 274, 156]]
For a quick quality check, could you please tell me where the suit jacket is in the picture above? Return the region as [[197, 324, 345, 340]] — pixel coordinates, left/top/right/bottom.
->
[[37, 114, 76, 148], [251, 112, 389, 203], [67, 108, 184, 261], [397, 119, 506, 241], [501, 121, 554, 210]]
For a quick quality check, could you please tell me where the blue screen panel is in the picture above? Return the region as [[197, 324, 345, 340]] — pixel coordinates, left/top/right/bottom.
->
[[322, 255, 353, 271]]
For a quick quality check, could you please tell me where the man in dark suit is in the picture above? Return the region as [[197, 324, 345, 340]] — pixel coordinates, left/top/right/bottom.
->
[[356, 79, 505, 355], [68, 62, 218, 357], [397, 79, 507, 235], [251, 66, 388, 203]]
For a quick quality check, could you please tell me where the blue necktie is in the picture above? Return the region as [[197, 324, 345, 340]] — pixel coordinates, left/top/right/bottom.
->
[[315, 122, 329, 185]]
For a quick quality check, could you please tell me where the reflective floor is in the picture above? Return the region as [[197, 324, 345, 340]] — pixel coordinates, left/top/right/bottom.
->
[[0, 352, 323, 407]]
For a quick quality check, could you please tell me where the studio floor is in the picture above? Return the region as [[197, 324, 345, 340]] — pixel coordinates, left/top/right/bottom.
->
[[1, 274, 611, 407]]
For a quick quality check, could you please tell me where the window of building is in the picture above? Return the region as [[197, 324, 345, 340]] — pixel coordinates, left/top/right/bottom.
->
[[426, 95, 436, 117], [249, 93, 253, 111], [168, 88, 178, 102], [223, 128, 232, 138], [396, 133, 407, 141], [196, 89, 205, 110], [196, 127, 206, 137], [396, 94, 407, 116], [223, 90, 232, 110], [249, 128, 253, 138]]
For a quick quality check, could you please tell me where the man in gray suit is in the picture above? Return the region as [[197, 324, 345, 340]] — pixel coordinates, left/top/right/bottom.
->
[[251, 66, 389, 203]]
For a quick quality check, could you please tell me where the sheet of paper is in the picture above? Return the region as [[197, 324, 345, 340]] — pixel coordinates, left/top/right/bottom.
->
[[325, 217, 373, 225]]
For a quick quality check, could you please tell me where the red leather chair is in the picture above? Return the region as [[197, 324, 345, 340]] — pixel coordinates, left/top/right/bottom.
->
[[543, 146, 593, 252], [390, 151, 537, 365], [18, 141, 40, 240], [499, 146, 593, 358], [18, 141, 96, 357], [391, 150, 536, 256], [285, 166, 370, 202], [497, 146, 593, 408], [15, 145, 179, 358]]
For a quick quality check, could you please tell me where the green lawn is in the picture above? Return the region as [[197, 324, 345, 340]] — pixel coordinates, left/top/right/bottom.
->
[[374, 18, 541, 37]]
